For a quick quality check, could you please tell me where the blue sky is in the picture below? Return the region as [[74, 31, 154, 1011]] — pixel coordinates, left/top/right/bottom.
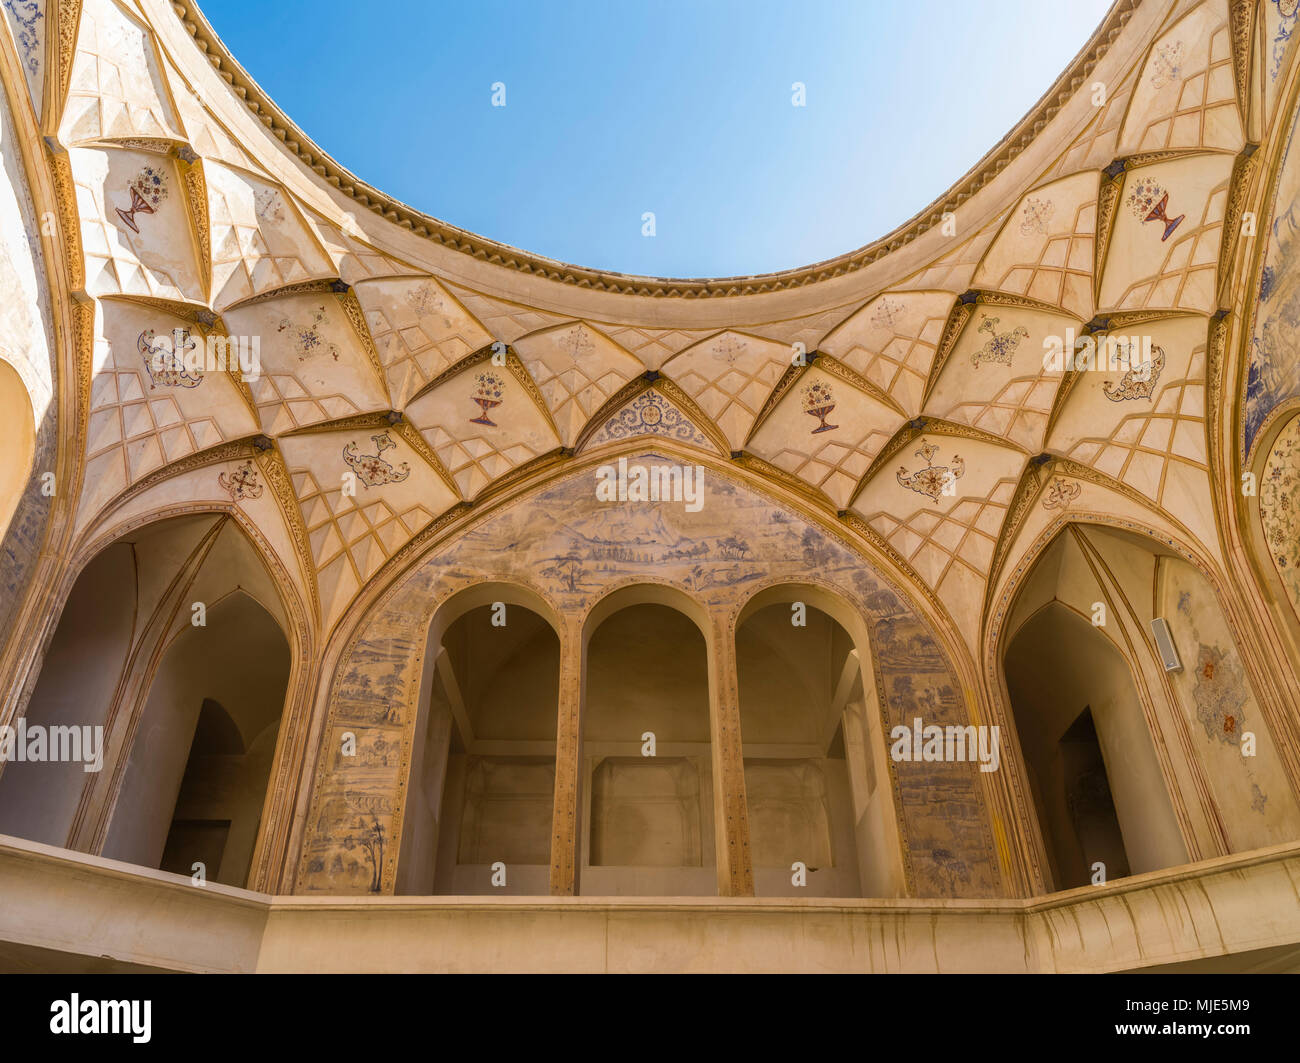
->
[[202, 0, 1114, 278]]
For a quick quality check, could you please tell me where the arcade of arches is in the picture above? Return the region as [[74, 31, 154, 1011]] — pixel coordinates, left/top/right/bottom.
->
[[1, 0, 1300, 972]]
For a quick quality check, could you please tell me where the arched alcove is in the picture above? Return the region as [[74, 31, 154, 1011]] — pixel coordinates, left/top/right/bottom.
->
[[1003, 522, 1300, 891], [581, 587, 715, 896], [735, 583, 907, 897], [102, 591, 290, 887], [735, 598, 863, 897], [398, 588, 561, 896], [1004, 600, 1178, 890], [0, 513, 295, 888], [0, 540, 136, 845], [995, 516, 1300, 892]]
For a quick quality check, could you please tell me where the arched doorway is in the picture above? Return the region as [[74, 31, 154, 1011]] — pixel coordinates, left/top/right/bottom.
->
[[0, 514, 294, 888], [735, 598, 864, 897], [1004, 599, 1175, 889], [101, 591, 289, 887], [735, 583, 907, 897], [999, 521, 1300, 891], [399, 588, 561, 896], [581, 588, 715, 896]]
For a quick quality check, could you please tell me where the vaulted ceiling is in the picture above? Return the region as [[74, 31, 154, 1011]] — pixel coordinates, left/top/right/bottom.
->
[[4, 0, 1287, 640]]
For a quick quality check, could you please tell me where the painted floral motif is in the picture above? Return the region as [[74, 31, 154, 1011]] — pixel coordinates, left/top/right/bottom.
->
[[970, 315, 1028, 369], [1150, 40, 1185, 89], [1127, 176, 1184, 242], [277, 306, 339, 362], [1042, 477, 1081, 510], [1102, 341, 1165, 402], [342, 432, 411, 488], [896, 439, 965, 503], [1019, 196, 1054, 236], [709, 334, 747, 365], [253, 188, 285, 225], [870, 297, 903, 330], [1261, 414, 1300, 615], [405, 283, 446, 320], [2, 0, 43, 76], [116, 166, 169, 234], [800, 379, 838, 433], [1172, 591, 1270, 815], [596, 389, 709, 446], [218, 460, 263, 501], [1190, 642, 1249, 746], [137, 328, 202, 389], [470, 370, 505, 426], [561, 326, 594, 360]]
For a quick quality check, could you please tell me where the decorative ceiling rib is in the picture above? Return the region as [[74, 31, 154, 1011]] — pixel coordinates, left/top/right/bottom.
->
[[9, 0, 1288, 648]]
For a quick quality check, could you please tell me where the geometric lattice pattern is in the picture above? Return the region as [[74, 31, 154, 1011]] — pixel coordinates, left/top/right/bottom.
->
[[60, 0, 180, 144], [79, 301, 259, 520], [663, 330, 795, 449], [1097, 154, 1234, 314], [280, 429, 456, 626], [303, 208, 411, 285], [1048, 315, 1212, 543], [205, 163, 334, 311], [748, 366, 899, 508], [601, 324, 712, 370], [512, 322, 643, 445], [895, 225, 999, 294], [223, 293, 390, 436], [851, 436, 1026, 635], [405, 362, 562, 499], [443, 284, 571, 344], [925, 306, 1074, 453], [355, 276, 494, 409], [1119, 0, 1244, 156], [818, 292, 953, 416], [72, 146, 204, 302], [974, 172, 1098, 321], [41, 0, 1293, 645]]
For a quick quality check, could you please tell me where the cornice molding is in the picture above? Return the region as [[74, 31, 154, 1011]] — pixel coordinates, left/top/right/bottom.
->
[[167, 0, 1142, 299]]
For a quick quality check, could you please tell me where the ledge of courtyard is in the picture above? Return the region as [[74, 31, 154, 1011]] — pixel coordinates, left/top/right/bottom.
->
[[0, 834, 1297, 973]]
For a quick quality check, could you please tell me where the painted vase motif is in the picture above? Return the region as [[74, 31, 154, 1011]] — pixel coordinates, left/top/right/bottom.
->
[[471, 370, 505, 426], [1127, 177, 1184, 242], [801, 379, 838, 434], [116, 165, 169, 233]]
